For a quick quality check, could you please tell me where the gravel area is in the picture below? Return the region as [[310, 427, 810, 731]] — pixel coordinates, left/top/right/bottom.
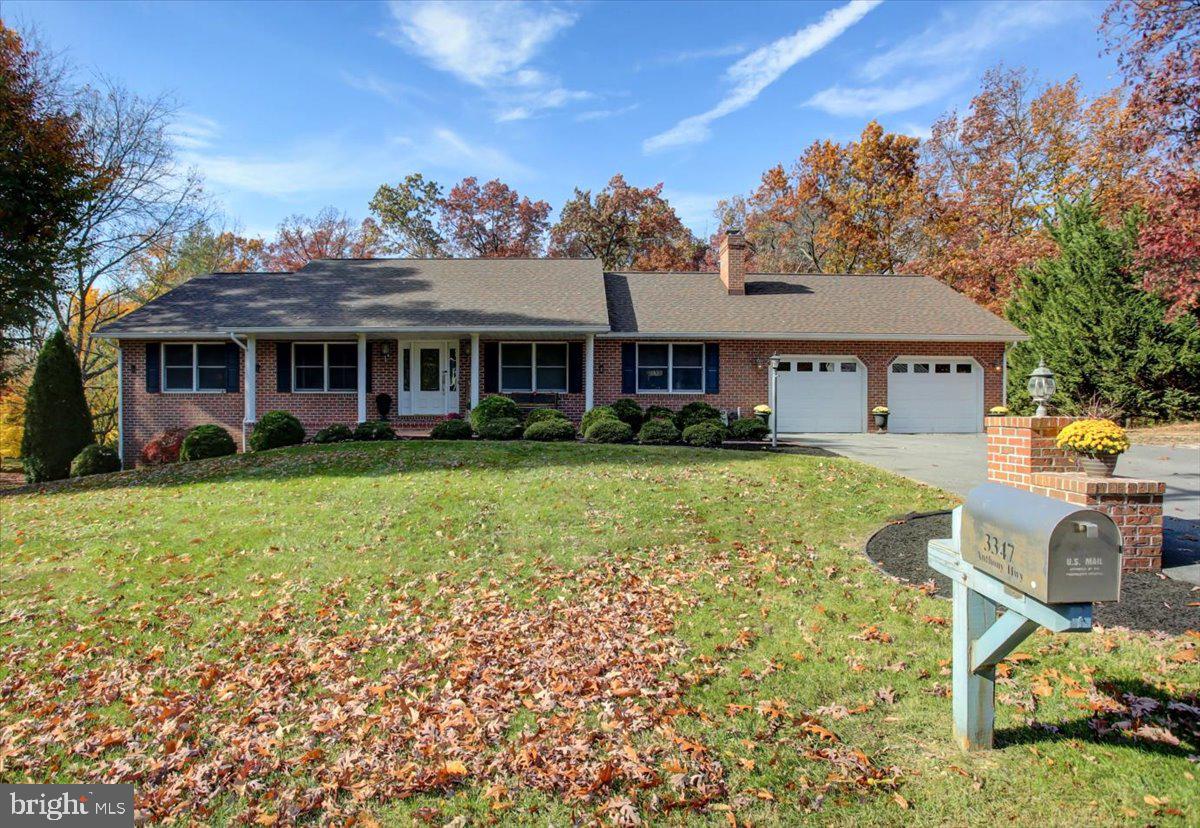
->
[[866, 512, 1200, 636]]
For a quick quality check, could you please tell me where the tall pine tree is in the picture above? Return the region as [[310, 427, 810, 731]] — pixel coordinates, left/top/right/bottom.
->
[[1006, 195, 1200, 420], [21, 329, 95, 482]]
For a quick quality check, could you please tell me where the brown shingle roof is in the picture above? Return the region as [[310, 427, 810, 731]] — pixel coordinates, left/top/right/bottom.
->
[[603, 271, 1024, 340], [99, 258, 610, 335]]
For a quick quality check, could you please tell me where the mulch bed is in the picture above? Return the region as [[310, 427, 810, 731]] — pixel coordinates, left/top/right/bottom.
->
[[865, 511, 1200, 636]]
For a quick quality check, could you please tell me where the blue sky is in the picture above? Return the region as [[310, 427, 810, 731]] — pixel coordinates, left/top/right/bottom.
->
[[7, 0, 1119, 239]]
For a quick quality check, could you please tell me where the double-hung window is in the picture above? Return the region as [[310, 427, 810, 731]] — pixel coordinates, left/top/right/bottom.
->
[[162, 343, 226, 392], [499, 342, 568, 393], [636, 343, 704, 393], [294, 342, 357, 392]]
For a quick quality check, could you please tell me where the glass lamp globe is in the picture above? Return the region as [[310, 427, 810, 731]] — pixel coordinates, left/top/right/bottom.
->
[[1027, 360, 1057, 416]]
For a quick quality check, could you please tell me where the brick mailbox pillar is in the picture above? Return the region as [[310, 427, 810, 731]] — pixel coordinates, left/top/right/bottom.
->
[[985, 416, 1164, 572]]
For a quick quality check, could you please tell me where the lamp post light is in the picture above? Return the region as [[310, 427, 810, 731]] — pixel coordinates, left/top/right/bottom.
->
[[769, 355, 781, 448], [1027, 360, 1057, 417]]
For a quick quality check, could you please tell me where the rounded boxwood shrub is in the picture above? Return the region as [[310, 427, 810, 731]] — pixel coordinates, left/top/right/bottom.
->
[[580, 405, 618, 435], [70, 444, 120, 477], [249, 410, 305, 451], [353, 420, 395, 441], [312, 424, 353, 444], [431, 418, 473, 440], [470, 395, 520, 433], [525, 407, 567, 426], [585, 418, 632, 443], [476, 416, 523, 440], [727, 417, 769, 441], [610, 398, 643, 430], [637, 418, 680, 445], [676, 401, 723, 430], [682, 420, 727, 448], [643, 405, 675, 423], [179, 425, 236, 461], [524, 418, 576, 441], [139, 427, 188, 465]]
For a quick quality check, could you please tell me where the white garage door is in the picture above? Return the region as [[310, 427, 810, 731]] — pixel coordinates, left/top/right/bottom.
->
[[775, 358, 865, 433], [887, 358, 983, 433]]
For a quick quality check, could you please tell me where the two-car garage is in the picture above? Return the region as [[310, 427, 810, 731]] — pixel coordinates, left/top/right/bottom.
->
[[771, 354, 985, 434]]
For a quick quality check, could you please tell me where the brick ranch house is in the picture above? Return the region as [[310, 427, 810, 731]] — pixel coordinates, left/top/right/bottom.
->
[[97, 231, 1026, 466]]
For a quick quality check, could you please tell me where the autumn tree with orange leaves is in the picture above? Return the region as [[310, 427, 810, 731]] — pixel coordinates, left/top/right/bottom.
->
[[261, 208, 383, 272], [439, 177, 551, 258], [549, 174, 704, 271]]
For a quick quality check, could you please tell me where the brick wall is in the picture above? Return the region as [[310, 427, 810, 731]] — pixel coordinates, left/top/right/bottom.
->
[[593, 339, 1007, 430], [984, 416, 1164, 572]]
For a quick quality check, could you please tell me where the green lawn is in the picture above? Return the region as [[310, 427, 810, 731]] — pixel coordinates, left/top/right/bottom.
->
[[1, 441, 1195, 825]]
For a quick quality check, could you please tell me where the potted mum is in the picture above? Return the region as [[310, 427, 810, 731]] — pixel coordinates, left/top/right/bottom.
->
[[872, 406, 889, 431], [989, 405, 1010, 416], [754, 404, 772, 428], [1055, 418, 1130, 478]]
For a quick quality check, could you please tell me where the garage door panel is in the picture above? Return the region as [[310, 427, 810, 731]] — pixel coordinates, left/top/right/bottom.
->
[[887, 360, 981, 433], [776, 358, 864, 433]]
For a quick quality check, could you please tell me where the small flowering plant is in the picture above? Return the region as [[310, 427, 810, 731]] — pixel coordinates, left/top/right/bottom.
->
[[989, 405, 1010, 415], [754, 404, 772, 414], [872, 406, 890, 415], [1055, 419, 1130, 457]]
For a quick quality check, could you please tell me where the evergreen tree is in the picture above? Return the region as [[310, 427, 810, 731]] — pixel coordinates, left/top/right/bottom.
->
[[1006, 195, 1200, 420], [20, 329, 94, 482]]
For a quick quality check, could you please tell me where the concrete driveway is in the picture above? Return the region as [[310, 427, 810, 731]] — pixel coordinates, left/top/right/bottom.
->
[[788, 432, 1200, 583]]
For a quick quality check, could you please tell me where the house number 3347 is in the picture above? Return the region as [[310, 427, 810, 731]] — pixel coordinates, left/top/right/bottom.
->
[[984, 533, 1015, 561]]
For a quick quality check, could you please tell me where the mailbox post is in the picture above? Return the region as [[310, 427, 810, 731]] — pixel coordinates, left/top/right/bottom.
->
[[928, 483, 1122, 751]]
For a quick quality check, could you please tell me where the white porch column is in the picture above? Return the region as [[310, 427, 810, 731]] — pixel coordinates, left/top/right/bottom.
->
[[470, 332, 481, 409], [584, 333, 595, 412], [357, 334, 368, 423], [244, 335, 257, 425], [116, 345, 124, 468]]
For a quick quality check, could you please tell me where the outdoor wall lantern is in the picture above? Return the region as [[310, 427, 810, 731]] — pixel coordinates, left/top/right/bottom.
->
[[1027, 360, 1057, 417], [381, 342, 391, 357]]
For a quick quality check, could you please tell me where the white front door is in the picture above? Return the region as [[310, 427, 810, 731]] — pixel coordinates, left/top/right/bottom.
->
[[406, 341, 458, 415], [887, 358, 982, 433], [773, 356, 866, 433]]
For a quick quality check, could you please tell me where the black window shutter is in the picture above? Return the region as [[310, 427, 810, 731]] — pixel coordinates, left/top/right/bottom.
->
[[365, 341, 373, 393], [276, 341, 291, 392], [483, 342, 499, 394], [568, 342, 583, 394], [705, 343, 720, 394], [145, 343, 160, 393], [225, 342, 240, 392], [621, 343, 636, 394]]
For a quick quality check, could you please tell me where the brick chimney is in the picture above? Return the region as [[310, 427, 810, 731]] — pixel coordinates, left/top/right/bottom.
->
[[719, 229, 746, 295]]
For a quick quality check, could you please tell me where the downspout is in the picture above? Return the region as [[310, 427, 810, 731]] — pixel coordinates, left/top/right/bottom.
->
[[116, 345, 124, 469], [229, 334, 249, 450], [1001, 343, 1010, 407]]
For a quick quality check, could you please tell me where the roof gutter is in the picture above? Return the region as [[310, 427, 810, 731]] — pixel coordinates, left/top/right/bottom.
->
[[595, 331, 1029, 343], [95, 324, 612, 341]]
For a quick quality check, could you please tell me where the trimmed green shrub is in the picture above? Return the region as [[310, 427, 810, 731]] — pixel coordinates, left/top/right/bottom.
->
[[637, 418, 680, 445], [431, 418, 474, 440], [249, 410, 305, 451], [70, 444, 120, 477], [644, 405, 675, 423], [682, 420, 727, 448], [524, 418, 576, 441], [353, 420, 395, 441], [610, 398, 643, 430], [727, 417, 770, 441], [21, 329, 94, 482], [525, 407, 567, 426], [580, 405, 618, 435], [179, 425, 236, 461], [476, 417, 523, 440], [312, 424, 353, 444], [675, 401, 723, 430], [470, 395, 520, 432], [585, 418, 632, 443]]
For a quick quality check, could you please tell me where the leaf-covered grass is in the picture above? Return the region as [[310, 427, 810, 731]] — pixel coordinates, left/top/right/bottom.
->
[[1, 441, 1196, 825]]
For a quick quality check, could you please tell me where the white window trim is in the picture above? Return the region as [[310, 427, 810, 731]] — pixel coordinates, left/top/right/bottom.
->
[[161, 342, 227, 394], [292, 341, 358, 394], [635, 342, 706, 395], [499, 341, 569, 394]]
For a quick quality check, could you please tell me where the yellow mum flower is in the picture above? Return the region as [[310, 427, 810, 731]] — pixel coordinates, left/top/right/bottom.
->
[[1056, 419, 1129, 456]]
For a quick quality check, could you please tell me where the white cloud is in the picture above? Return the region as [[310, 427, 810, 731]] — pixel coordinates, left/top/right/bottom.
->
[[340, 71, 433, 106], [169, 112, 221, 150], [805, 74, 967, 117], [861, 1, 1089, 81], [649, 43, 748, 66], [574, 103, 639, 123], [385, 0, 588, 121], [643, 0, 882, 153]]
